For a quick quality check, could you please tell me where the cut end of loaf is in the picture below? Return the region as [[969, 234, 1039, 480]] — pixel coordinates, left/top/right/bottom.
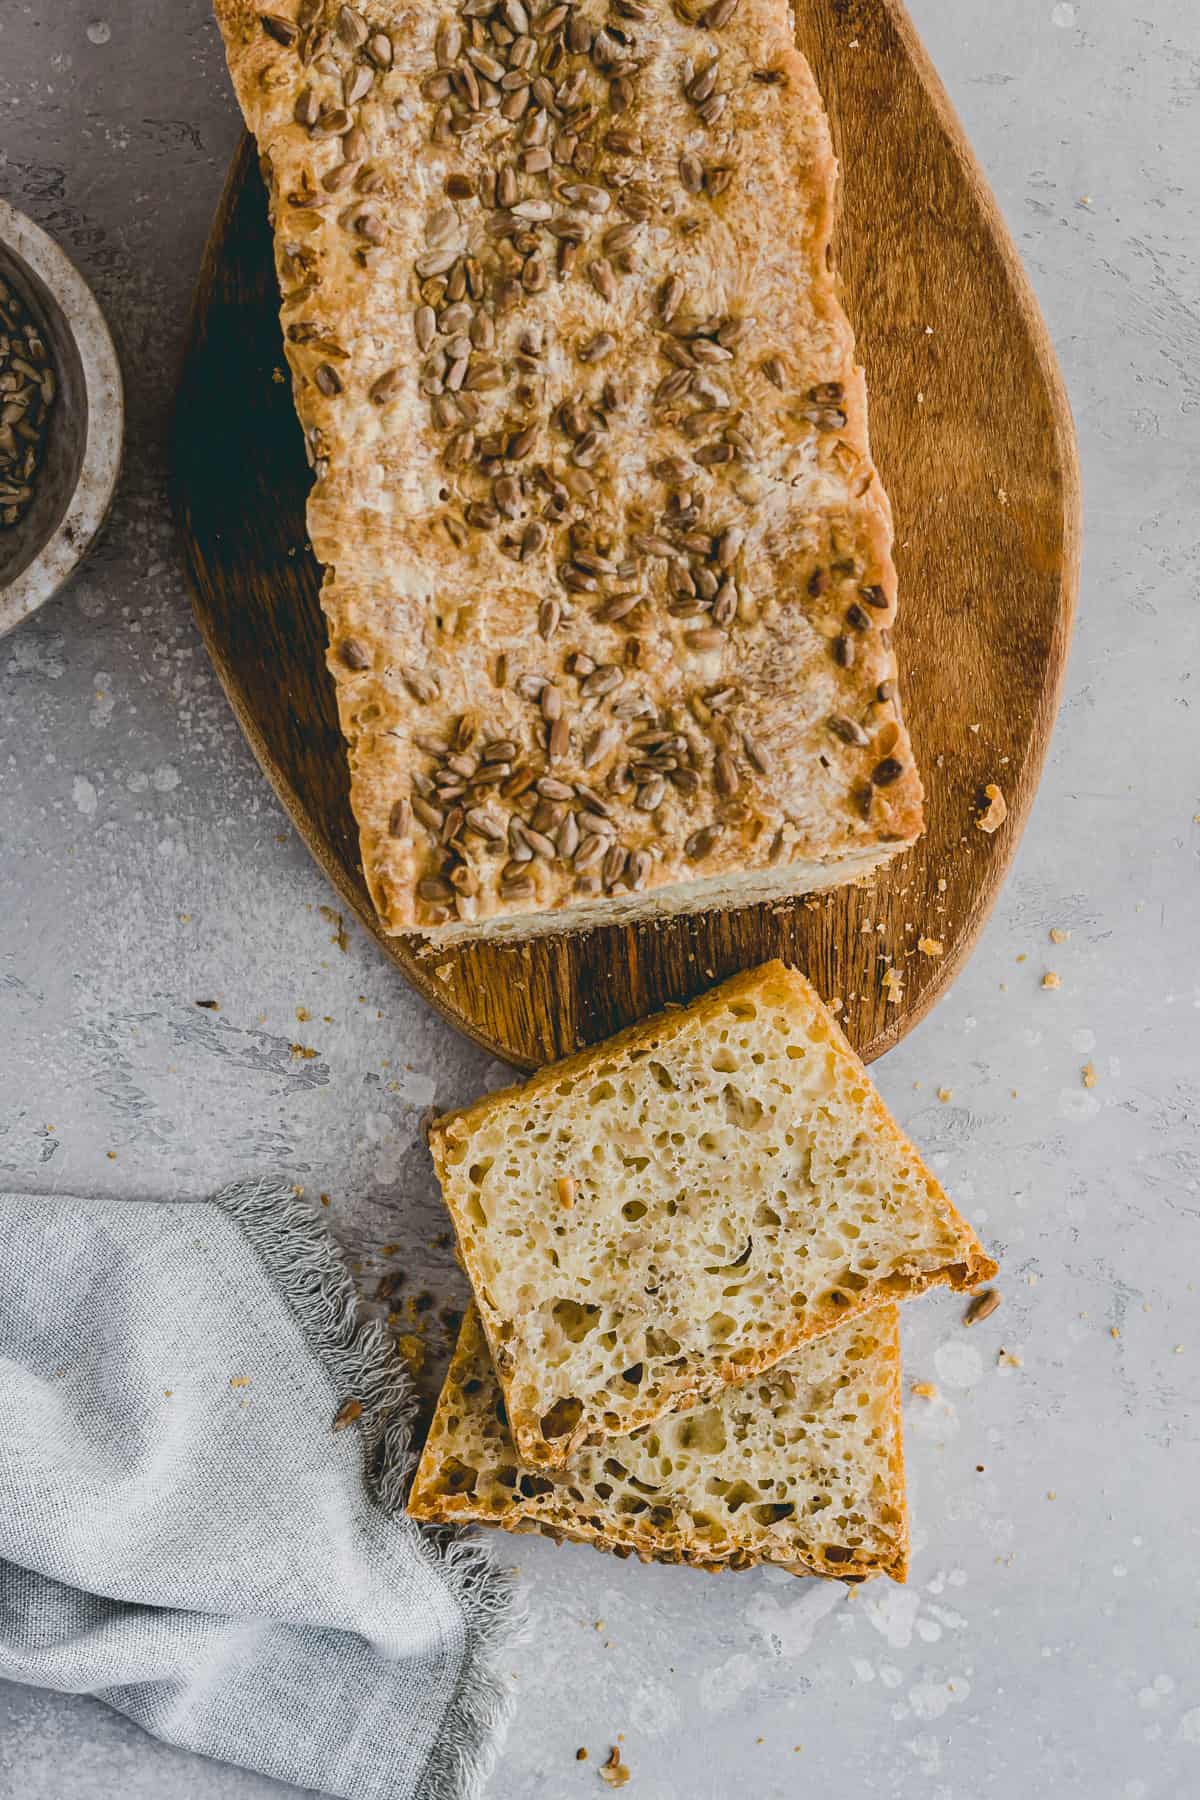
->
[[409, 1302, 909, 1584], [394, 837, 915, 943], [429, 959, 995, 1469]]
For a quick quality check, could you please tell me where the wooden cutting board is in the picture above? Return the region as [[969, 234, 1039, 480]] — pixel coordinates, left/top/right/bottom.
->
[[173, 0, 1079, 1072]]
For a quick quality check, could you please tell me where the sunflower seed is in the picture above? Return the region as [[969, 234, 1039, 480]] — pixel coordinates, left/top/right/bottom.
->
[[547, 717, 570, 761], [568, 13, 597, 51], [635, 775, 666, 811], [500, 871, 536, 899], [574, 783, 614, 818], [336, 5, 368, 49], [261, 13, 299, 46], [412, 796, 446, 835], [872, 757, 904, 787], [400, 665, 439, 705], [538, 597, 561, 638], [582, 725, 620, 769], [417, 874, 454, 903], [385, 798, 412, 840], [602, 843, 628, 887], [711, 580, 738, 628], [713, 750, 740, 796], [578, 331, 616, 365], [294, 86, 320, 126], [597, 592, 644, 623], [660, 274, 685, 323], [436, 19, 462, 66], [685, 824, 721, 861], [369, 366, 404, 405], [964, 1288, 1002, 1326], [579, 664, 621, 699]]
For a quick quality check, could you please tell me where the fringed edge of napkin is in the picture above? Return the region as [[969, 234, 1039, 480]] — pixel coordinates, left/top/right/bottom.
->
[[215, 1177, 523, 1800]]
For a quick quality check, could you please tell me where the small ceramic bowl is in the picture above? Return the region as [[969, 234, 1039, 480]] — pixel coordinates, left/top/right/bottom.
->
[[0, 200, 123, 637]]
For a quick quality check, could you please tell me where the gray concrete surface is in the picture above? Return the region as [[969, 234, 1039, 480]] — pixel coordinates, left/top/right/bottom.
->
[[1, 2, 1198, 1796]]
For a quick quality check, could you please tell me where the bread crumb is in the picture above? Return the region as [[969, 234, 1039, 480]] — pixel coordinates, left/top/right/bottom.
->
[[1110, 1327, 1120, 1339], [937, 1087, 953, 1103], [194, 999, 219, 1010], [1041, 972, 1061, 990], [1082, 1062, 1096, 1088], [295, 1006, 310, 1022], [998, 1349, 1022, 1368], [911, 1381, 938, 1399], [290, 1043, 319, 1059], [1049, 927, 1070, 944], [320, 1193, 331, 1207], [1047, 1490, 1057, 1501], [331, 1397, 363, 1432], [918, 937, 944, 958], [599, 1747, 630, 1789], [576, 1748, 588, 1762], [881, 967, 904, 1003], [937, 876, 947, 892], [229, 1375, 251, 1389], [106, 1150, 117, 1160], [318, 905, 349, 952], [976, 783, 1008, 833], [435, 962, 454, 983]]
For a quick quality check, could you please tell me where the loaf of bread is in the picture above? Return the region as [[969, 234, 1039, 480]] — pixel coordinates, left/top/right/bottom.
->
[[409, 1301, 909, 1581], [430, 960, 996, 1467], [211, 0, 923, 942]]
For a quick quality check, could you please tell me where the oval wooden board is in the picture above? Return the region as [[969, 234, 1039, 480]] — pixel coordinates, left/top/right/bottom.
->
[[173, 0, 1079, 1072]]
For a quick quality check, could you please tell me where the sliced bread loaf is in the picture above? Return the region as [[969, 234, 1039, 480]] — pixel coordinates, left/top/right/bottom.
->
[[409, 1302, 908, 1583], [429, 960, 996, 1467]]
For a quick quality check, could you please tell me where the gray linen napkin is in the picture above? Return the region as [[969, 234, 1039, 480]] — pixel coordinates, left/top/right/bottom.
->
[[0, 1181, 519, 1800]]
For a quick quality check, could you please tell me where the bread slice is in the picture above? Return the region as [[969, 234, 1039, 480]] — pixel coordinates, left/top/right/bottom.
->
[[430, 960, 996, 1467], [211, 1, 923, 944], [409, 1302, 908, 1582]]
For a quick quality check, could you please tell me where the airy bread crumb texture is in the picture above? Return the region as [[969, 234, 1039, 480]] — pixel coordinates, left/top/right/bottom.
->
[[408, 1302, 908, 1582], [431, 960, 996, 1467]]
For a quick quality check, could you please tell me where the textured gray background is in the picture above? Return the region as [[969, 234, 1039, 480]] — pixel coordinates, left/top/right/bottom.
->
[[1, 1, 1198, 1796]]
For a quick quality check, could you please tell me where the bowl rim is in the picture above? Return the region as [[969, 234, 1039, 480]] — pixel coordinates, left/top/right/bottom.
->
[[0, 199, 124, 637]]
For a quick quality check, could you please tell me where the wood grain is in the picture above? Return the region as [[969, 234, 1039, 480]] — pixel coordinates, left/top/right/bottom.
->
[[172, 0, 1079, 1072]]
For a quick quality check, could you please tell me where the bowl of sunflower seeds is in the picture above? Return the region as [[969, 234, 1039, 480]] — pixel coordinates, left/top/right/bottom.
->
[[0, 199, 123, 637]]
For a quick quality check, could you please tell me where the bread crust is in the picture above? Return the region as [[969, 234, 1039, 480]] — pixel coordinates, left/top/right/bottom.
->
[[211, 1, 923, 942], [409, 1301, 909, 1582], [430, 960, 996, 1467]]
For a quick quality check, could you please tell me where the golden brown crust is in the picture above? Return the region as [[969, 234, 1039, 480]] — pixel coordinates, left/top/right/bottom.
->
[[409, 1302, 909, 1582], [430, 960, 996, 1467], [210, 2, 923, 942]]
